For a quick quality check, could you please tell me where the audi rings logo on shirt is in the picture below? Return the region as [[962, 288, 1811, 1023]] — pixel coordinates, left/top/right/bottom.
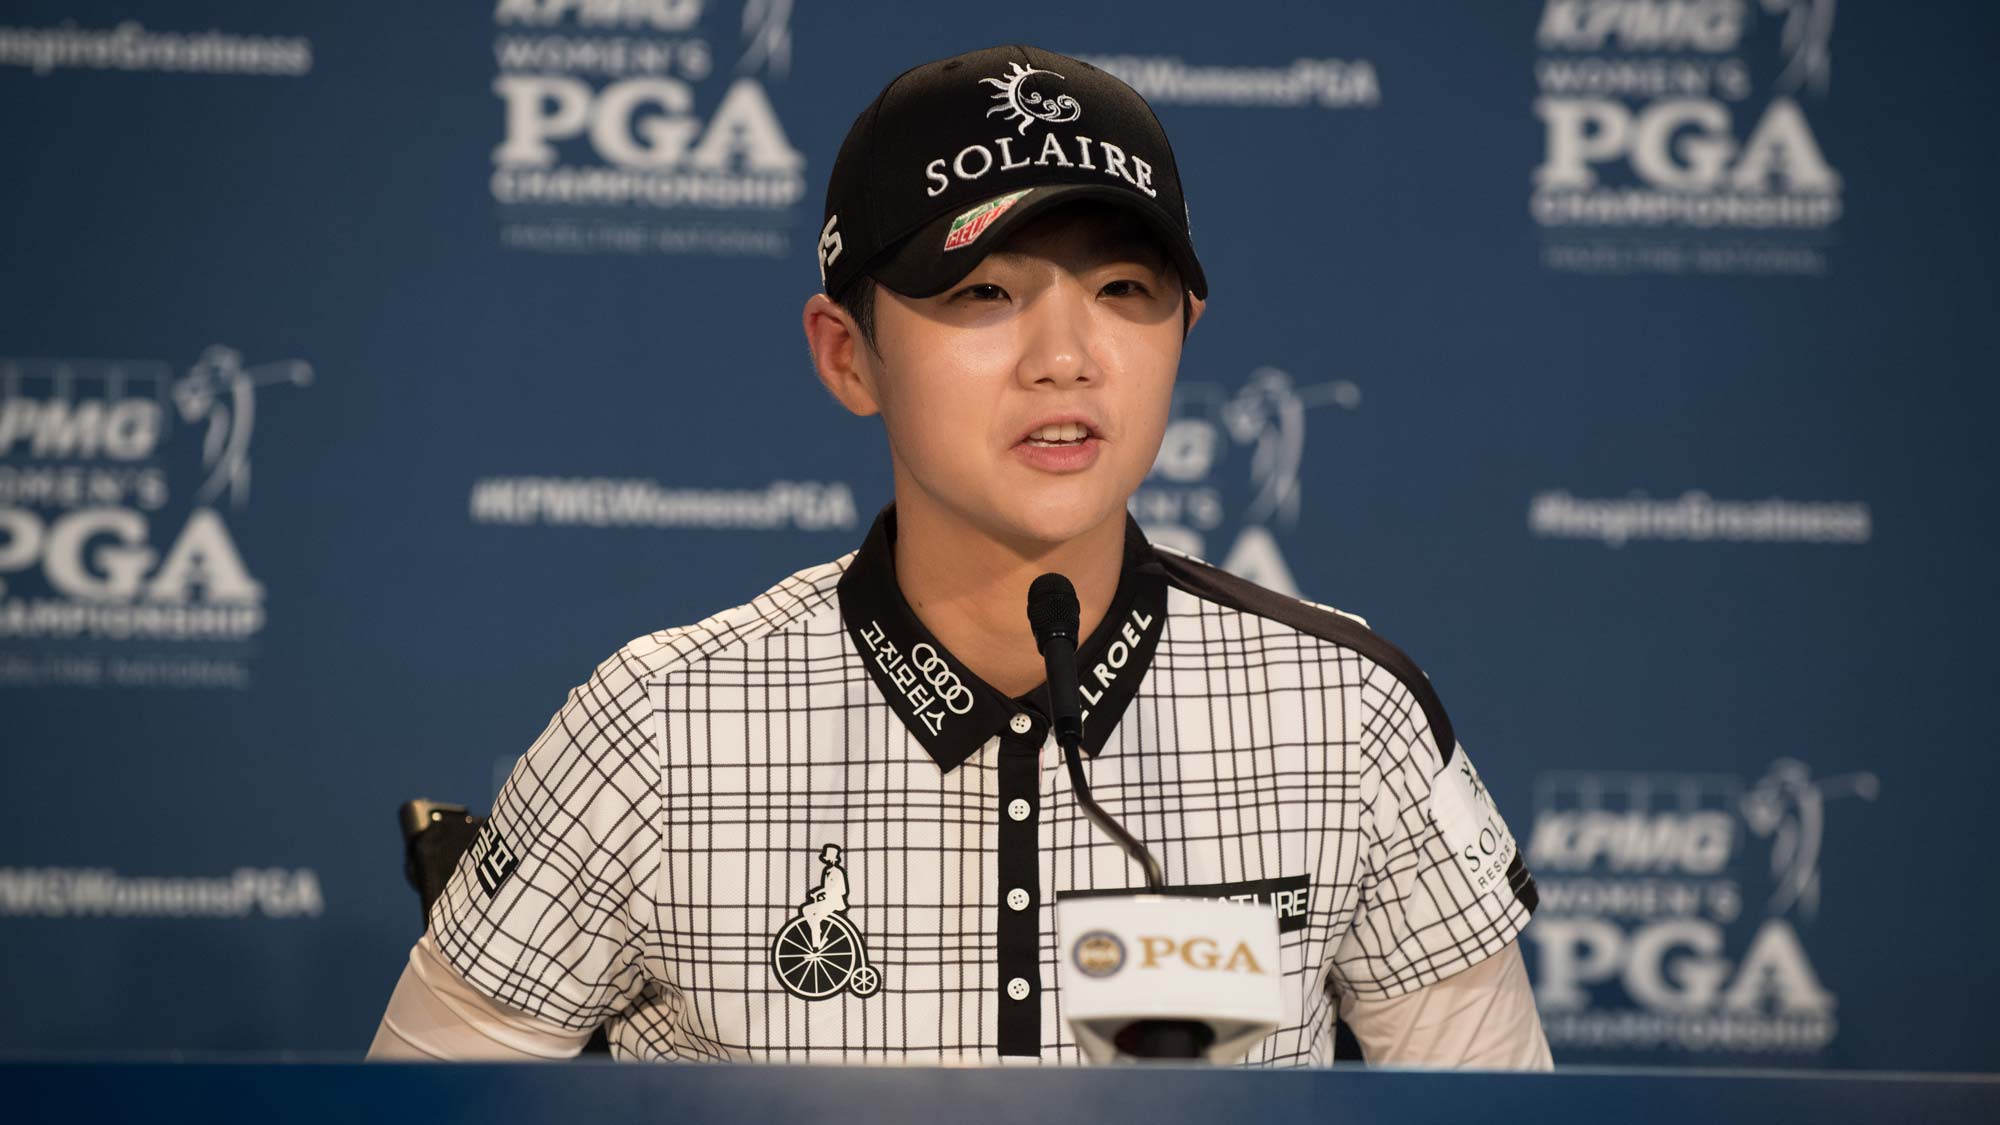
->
[[909, 643, 976, 715]]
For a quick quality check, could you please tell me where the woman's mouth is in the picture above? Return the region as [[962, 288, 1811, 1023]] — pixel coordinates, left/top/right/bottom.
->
[[1013, 421, 1103, 473], [1023, 422, 1092, 447]]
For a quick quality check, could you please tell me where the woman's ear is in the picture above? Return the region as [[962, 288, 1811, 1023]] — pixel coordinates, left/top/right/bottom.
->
[[802, 293, 881, 417]]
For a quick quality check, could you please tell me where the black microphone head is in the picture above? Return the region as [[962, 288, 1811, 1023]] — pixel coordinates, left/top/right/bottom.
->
[[1026, 573, 1081, 653]]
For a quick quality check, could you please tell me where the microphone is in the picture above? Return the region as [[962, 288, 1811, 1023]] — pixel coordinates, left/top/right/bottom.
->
[[1026, 574, 1085, 750], [1028, 574, 1281, 1065], [1027, 574, 1163, 891]]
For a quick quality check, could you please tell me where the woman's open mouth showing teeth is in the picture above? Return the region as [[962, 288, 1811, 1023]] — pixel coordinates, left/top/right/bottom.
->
[[1025, 422, 1092, 446], [1013, 420, 1101, 473]]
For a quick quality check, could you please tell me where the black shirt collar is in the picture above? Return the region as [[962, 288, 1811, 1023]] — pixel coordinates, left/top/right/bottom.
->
[[837, 504, 1169, 773]]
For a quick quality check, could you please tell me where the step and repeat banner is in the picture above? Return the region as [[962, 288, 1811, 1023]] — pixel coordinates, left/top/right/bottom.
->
[[3, 1, 1994, 1071]]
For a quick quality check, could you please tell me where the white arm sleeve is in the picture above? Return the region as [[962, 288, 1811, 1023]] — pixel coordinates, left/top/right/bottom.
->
[[1336, 938, 1553, 1070], [367, 932, 598, 1061]]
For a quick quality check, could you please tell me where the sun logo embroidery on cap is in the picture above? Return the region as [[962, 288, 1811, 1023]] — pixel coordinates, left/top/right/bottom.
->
[[982, 62, 1081, 134], [770, 844, 883, 1001]]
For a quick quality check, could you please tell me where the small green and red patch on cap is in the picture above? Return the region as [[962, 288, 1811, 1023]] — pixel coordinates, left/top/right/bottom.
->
[[942, 189, 1034, 252]]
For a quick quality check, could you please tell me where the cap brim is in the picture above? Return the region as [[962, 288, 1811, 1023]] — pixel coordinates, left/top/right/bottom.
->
[[867, 184, 1208, 301]]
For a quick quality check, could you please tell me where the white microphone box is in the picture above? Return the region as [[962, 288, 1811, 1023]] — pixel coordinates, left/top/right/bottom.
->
[[1056, 894, 1282, 1064]]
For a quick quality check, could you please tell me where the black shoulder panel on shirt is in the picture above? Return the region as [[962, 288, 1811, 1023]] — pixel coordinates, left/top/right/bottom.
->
[[1148, 547, 1457, 767]]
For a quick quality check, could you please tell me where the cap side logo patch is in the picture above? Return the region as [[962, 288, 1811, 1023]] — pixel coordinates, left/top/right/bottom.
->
[[817, 214, 843, 283], [943, 189, 1033, 252]]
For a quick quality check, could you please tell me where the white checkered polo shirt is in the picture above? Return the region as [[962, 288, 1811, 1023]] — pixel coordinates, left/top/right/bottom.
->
[[431, 505, 1538, 1063]]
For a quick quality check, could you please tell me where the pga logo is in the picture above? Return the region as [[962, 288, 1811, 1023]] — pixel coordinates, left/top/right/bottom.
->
[[1135, 935, 1269, 976], [0, 508, 262, 606], [1533, 916, 1834, 1019], [1533, 96, 1839, 193], [492, 75, 803, 172]]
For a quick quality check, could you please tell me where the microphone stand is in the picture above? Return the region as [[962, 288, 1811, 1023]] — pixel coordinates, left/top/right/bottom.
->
[[1032, 574, 1210, 1059], [1058, 730, 1213, 1059], [1058, 733, 1164, 892]]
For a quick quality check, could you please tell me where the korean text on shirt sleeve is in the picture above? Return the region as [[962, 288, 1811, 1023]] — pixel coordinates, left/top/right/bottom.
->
[[427, 645, 661, 1030]]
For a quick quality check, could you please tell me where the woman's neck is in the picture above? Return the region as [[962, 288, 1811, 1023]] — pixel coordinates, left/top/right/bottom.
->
[[890, 498, 1126, 699]]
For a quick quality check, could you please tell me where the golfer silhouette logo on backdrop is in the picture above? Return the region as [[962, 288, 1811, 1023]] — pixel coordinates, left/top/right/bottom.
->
[[770, 844, 881, 1000], [170, 344, 313, 509]]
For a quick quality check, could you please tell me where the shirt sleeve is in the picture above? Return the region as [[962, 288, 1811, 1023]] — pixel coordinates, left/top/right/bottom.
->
[[368, 932, 596, 1060], [1330, 669, 1537, 1001], [425, 644, 661, 1031], [1336, 937, 1552, 1069]]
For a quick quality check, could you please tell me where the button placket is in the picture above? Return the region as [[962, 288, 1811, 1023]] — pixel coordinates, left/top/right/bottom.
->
[[995, 725, 1041, 1055]]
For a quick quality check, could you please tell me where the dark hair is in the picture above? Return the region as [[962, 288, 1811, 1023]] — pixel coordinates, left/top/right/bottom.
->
[[834, 275, 881, 356]]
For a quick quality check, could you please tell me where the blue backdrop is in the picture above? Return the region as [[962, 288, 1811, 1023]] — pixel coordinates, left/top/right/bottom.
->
[[4, 0, 1994, 1072]]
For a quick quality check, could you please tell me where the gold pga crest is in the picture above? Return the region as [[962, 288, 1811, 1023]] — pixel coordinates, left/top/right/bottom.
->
[[1072, 930, 1126, 978]]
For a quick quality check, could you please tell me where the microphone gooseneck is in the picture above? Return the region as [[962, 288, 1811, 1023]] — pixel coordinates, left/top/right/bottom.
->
[[1027, 573, 1165, 891]]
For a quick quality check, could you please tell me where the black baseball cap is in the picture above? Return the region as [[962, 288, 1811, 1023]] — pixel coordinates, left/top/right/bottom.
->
[[817, 44, 1208, 301]]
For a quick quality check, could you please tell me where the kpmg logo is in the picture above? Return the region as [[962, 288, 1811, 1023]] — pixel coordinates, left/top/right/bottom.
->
[[1133, 367, 1360, 598], [0, 346, 312, 689], [490, 0, 803, 257], [1523, 758, 1878, 1054], [1530, 0, 1843, 276]]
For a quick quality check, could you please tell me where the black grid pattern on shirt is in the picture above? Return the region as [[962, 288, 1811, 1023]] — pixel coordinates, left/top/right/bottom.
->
[[429, 554, 1533, 1065]]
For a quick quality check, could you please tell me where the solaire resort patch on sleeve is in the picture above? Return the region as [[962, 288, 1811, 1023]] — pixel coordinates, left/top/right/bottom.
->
[[1431, 751, 1520, 896]]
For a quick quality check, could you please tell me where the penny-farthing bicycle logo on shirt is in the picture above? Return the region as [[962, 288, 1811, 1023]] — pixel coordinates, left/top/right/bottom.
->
[[770, 843, 882, 1000]]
